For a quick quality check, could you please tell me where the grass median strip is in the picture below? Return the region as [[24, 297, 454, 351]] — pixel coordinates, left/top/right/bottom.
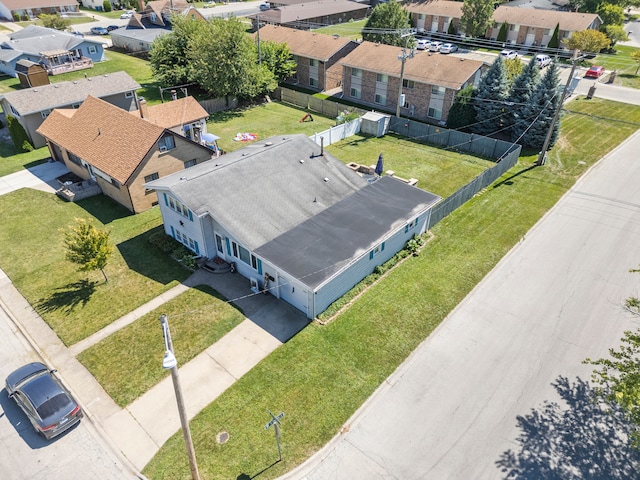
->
[[77, 285, 245, 407], [142, 98, 640, 479]]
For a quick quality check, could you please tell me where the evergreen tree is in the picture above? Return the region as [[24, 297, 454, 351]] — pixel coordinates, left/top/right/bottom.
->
[[497, 22, 509, 43], [520, 61, 561, 150], [362, 2, 411, 47], [507, 57, 540, 142], [446, 85, 477, 130], [6, 115, 32, 152], [471, 57, 509, 135], [447, 20, 457, 36], [547, 23, 560, 50]]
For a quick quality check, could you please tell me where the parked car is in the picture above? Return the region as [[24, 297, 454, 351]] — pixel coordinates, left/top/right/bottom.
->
[[120, 10, 134, 19], [500, 49, 518, 60], [203, 1, 216, 7], [416, 38, 431, 50], [439, 43, 458, 54], [90, 26, 109, 35], [535, 54, 551, 68], [429, 41, 443, 52], [5, 362, 83, 440], [259, 3, 270, 10], [106, 25, 119, 32], [585, 65, 605, 78]]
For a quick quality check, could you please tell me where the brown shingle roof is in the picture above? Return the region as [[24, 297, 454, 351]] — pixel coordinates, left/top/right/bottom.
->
[[492, 6, 600, 31], [253, 0, 369, 23], [255, 25, 355, 61], [340, 41, 484, 90], [37, 96, 165, 184], [407, 0, 463, 17], [133, 96, 209, 129]]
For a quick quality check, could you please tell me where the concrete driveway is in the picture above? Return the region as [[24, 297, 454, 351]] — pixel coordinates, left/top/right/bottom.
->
[[285, 133, 640, 479]]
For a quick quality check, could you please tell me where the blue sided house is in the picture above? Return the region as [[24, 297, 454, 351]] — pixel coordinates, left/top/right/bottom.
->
[[146, 134, 440, 319]]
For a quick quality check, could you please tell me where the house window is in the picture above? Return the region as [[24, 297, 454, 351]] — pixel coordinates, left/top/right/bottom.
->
[[9, 105, 20, 117], [309, 76, 318, 87], [350, 87, 361, 99], [428, 107, 442, 119], [144, 172, 159, 183], [159, 135, 175, 152], [184, 159, 196, 168], [166, 194, 191, 218], [418, 13, 425, 19], [125, 91, 134, 98], [215, 234, 224, 254], [309, 58, 318, 67], [374, 93, 386, 105], [41, 109, 51, 119], [67, 152, 82, 165], [431, 86, 445, 96], [405, 218, 417, 233], [376, 73, 388, 83], [251, 254, 257, 270], [402, 79, 414, 89], [88, 46, 97, 54], [544, 28, 551, 35], [369, 241, 385, 259], [351, 68, 362, 78], [111, 178, 119, 187], [175, 229, 198, 253]]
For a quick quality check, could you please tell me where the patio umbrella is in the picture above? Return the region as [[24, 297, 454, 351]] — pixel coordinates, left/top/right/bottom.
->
[[375, 153, 384, 176]]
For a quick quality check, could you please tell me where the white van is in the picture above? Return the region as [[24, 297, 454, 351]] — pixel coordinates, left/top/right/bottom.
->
[[535, 54, 551, 68]]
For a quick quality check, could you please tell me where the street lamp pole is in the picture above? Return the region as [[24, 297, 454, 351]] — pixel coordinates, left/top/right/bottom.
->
[[160, 314, 201, 480], [396, 29, 416, 118]]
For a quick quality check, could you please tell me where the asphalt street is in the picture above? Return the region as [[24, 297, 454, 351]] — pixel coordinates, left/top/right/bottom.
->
[[285, 133, 640, 479]]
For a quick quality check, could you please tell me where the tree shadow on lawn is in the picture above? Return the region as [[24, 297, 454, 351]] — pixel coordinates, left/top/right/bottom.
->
[[74, 194, 134, 225], [496, 376, 640, 479], [36, 279, 97, 314]]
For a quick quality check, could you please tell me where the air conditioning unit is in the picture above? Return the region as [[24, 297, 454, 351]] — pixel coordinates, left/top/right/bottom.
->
[[159, 145, 167, 152]]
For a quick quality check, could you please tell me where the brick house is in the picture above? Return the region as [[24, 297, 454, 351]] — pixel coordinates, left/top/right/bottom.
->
[[255, 25, 359, 92], [249, 0, 370, 31], [133, 95, 210, 144], [37, 96, 215, 213], [0, 0, 78, 21], [340, 41, 485, 123]]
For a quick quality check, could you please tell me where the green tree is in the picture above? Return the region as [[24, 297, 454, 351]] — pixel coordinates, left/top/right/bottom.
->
[[460, 0, 495, 38], [597, 3, 626, 26], [6, 115, 32, 153], [149, 15, 205, 86], [507, 56, 540, 142], [503, 58, 524, 83], [497, 22, 508, 43], [471, 56, 509, 135], [62, 218, 114, 283], [447, 20, 457, 36], [604, 24, 629, 47], [446, 85, 477, 130], [566, 29, 611, 54], [520, 61, 561, 150], [103, 0, 112, 12], [39, 13, 70, 30], [259, 41, 297, 83], [547, 23, 560, 50], [631, 49, 640, 75], [188, 17, 276, 100], [362, 2, 411, 47]]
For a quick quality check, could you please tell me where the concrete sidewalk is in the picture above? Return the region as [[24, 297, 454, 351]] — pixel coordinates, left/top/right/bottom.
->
[[0, 265, 308, 472], [0, 160, 68, 196]]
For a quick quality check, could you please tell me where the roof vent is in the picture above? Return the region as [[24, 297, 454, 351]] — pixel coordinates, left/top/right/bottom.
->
[[299, 159, 304, 164], [323, 177, 329, 182]]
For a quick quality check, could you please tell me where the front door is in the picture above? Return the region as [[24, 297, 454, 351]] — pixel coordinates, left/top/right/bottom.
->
[[215, 234, 225, 259]]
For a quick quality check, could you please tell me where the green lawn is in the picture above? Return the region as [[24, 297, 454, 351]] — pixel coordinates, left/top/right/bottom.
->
[[0, 145, 51, 177], [79, 7, 127, 19], [142, 98, 640, 480], [593, 45, 640, 89], [0, 192, 190, 345], [78, 286, 245, 407], [313, 19, 367, 40]]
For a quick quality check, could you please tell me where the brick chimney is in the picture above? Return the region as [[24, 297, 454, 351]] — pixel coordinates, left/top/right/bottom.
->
[[138, 0, 145, 13], [138, 98, 149, 119]]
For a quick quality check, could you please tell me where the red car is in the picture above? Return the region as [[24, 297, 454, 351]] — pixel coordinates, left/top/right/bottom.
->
[[585, 66, 605, 78]]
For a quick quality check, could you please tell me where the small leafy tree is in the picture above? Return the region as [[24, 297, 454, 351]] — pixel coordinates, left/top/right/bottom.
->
[[259, 41, 297, 83], [362, 2, 411, 47], [6, 115, 32, 153], [605, 25, 629, 48], [472, 56, 509, 135], [446, 85, 477, 130], [460, 0, 495, 38], [503, 58, 524, 83], [497, 22, 508, 43], [597, 3, 626, 26], [39, 13, 70, 30], [566, 29, 611, 54], [103, 0, 112, 12], [631, 49, 640, 75], [62, 218, 114, 283], [547, 23, 560, 50]]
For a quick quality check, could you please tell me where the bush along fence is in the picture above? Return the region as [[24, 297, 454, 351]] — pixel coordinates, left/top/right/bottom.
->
[[276, 86, 522, 229]]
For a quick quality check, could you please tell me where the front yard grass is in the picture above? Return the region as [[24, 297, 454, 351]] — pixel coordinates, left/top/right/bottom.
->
[[0, 192, 190, 345], [592, 45, 640, 89], [0, 144, 51, 177], [142, 98, 640, 480], [77, 285, 245, 407]]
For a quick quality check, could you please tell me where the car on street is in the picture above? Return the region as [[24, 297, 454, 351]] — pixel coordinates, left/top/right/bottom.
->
[[500, 49, 518, 60], [120, 10, 134, 18], [106, 25, 119, 32], [439, 43, 458, 54], [585, 65, 605, 78], [90, 26, 108, 35], [6, 362, 83, 440], [203, 1, 216, 6], [259, 3, 270, 10], [416, 38, 431, 50], [535, 54, 551, 68], [429, 41, 443, 52]]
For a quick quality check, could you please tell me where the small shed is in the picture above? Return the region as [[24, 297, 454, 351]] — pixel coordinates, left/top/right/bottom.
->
[[15, 60, 50, 88], [360, 111, 391, 138]]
